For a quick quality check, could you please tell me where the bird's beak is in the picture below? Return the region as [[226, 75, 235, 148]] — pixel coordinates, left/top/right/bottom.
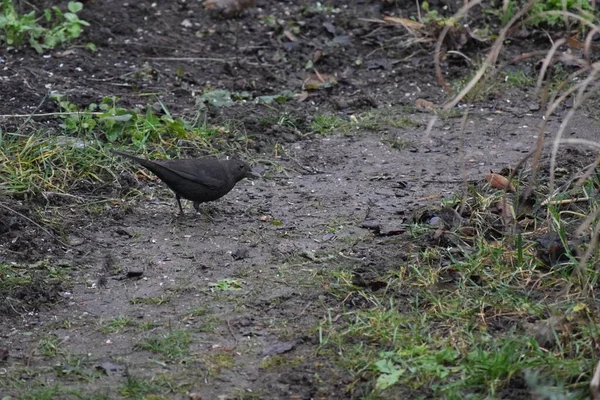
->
[[246, 169, 261, 179]]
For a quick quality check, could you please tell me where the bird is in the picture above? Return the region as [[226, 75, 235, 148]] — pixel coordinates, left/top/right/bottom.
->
[[111, 150, 257, 215]]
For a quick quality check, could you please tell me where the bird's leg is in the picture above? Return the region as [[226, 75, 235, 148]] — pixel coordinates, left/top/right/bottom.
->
[[193, 201, 201, 212], [176, 194, 185, 215]]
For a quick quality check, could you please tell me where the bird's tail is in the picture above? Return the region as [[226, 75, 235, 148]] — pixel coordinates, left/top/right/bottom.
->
[[111, 150, 154, 168]]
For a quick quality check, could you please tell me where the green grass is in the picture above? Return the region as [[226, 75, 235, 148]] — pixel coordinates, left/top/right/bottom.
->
[[203, 352, 235, 375], [38, 333, 64, 358], [311, 108, 421, 135], [119, 374, 173, 399], [208, 278, 243, 291], [312, 114, 347, 134], [135, 329, 192, 361], [316, 170, 600, 398], [129, 295, 171, 305], [0, 260, 70, 315], [0, 96, 243, 200], [100, 316, 136, 334]]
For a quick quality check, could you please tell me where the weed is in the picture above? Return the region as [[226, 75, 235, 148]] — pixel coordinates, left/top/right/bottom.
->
[[52, 95, 219, 148], [203, 352, 235, 374], [196, 316, 221, 333], [528, 0, 593, 27], [0, 0, 90, 53], [312, 114, 347, 134], [135, 329, 192, 361], [188, 307, 211, 317], [119, 374, 171, 398], [39, 334, 64, 357], [316, 168, 600, 397], [129, 295, 171, 305], [101, 316, 136, 334], [259, 355, 304, 369], [208, 278, 243, 291]]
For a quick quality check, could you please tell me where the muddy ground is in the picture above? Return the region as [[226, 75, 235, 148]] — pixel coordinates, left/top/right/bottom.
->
[[1, 0, 600, 399]]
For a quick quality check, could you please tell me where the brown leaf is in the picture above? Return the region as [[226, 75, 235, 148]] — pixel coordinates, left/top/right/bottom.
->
[[296, 91, 309, 102], [458, 226, 477, 237], [383, 16, 425, 35], [492, 200, 514, 220], [312, 50, 323, 63], [283, 30, 298, 42], [486, 173, 516, 192], [303, 73, 337, 90], [203, 0, 254, 18], [415, 98, 436, 112]]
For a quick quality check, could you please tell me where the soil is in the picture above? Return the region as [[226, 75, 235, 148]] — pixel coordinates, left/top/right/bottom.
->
[[1, 0, 600, 399]]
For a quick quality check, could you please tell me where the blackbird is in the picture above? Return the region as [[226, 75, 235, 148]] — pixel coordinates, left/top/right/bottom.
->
[[112, 150, 256, 215]]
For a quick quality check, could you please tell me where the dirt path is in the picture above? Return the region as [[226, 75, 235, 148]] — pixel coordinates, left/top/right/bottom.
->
[[4, 107, 600, 398]]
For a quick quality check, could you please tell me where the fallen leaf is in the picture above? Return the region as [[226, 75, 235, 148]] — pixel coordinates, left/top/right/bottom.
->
[[203, 0, 254, 18], [491, 200, 514, 220], [312, 49, 323, 63], [296, 91, 309, 102], [486, 173, 516, 192], [383, 16, 425, 31], [322, 22, 336, 35], [303, 73, 337, 90], [415, 98, 436, 112], [458, 226, 477, 237], [283, 30, 298, 42]]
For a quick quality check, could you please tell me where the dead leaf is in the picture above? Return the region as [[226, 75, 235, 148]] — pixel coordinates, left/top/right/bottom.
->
[[486, 173, 516, 192], [283, 30, 298, 42], [53, 49, 77, 58], [322, 22, 336, 35], [312, 50, 323, 63], [203, 0, 254, 18], [415, 98, 436, 112], [383, 16, 425, 34], [296, 91, 309, 102], [491, 200, 514, 220], [303, 72, 337, 90], [458, 226, 477, 237]]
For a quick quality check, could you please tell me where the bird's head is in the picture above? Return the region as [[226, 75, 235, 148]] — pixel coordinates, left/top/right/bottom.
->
[[230, 159, 260, 181]]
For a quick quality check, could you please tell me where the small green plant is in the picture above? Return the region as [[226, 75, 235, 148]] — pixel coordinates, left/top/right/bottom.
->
[[498, 0, 594, 27], [119, 374, 170, 398], [531, 0, 594, 26], [101, 316, 135, 333], [52, 95, 218, 148], [197, 89, 293, 109], [39, 334, 64, 357], [208, 278, 243, 291], [420, 1, 458, 26], [129, 295, 171, 305], [135, 329, 192, 361], [311, 114, 347, 134], [0, 0, 89, 53]]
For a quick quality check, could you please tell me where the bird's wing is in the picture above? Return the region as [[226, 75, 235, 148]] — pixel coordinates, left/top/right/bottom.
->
[[158, 160, 227, 190]]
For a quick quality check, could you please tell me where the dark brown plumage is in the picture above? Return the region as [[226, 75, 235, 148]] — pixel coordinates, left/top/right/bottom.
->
[[112, 150, 256, 215]]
